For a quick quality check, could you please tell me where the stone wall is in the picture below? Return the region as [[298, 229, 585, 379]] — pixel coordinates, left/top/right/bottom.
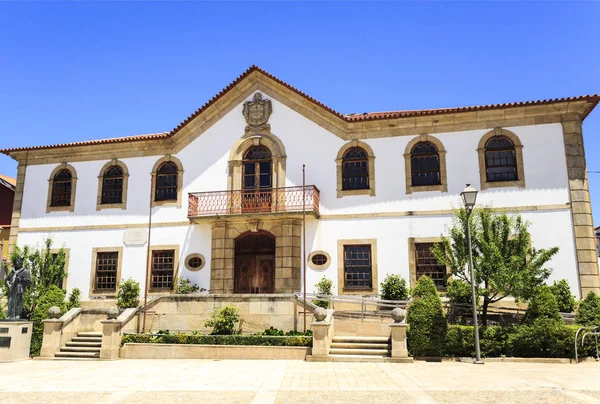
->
[[120, 343, 310, 360]]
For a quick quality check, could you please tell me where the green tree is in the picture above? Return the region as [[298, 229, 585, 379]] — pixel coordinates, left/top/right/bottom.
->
[[549, 279, 576, 313], [522, 286, 562, 325], [576, 292, 600, 326], [432, 208, 559, 325], [380, 274, 408, 302], [117, 278, 140, 309], [205, 305, 241, 335]]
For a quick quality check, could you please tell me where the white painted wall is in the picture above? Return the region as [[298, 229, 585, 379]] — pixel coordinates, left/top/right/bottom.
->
[[16, 92, 582, 299]]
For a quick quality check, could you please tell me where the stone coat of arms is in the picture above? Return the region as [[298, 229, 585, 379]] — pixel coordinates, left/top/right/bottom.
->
[[243, 93, 272, 132]]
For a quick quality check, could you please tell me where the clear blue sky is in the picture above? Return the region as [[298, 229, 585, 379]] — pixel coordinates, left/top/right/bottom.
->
[[1, 2, 599, 224]]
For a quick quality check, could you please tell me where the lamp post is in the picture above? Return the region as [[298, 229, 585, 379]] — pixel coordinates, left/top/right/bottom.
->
[[461, 184, 483, 365]]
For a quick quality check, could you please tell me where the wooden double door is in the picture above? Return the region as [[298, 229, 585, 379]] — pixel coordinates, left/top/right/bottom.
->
[[234, 231, 275, 294]]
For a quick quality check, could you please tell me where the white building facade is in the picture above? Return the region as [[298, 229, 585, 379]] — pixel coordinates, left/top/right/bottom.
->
[[3, 67, 599, 301]]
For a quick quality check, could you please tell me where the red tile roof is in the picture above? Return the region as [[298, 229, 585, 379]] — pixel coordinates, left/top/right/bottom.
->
[[1, 65, 598, 154]]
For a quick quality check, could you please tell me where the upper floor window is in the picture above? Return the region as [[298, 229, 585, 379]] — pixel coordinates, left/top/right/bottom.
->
[[411, 142, 441, 186], [51, 169, 73, 207], [47, 163, 77, 213], [101, 166, 124, 204], [151, 156, 184, 207], [484, 136, 517, 182], [477, 128, 525, 190], [155, 162, 178, 202], [342, 147, 369, 191]]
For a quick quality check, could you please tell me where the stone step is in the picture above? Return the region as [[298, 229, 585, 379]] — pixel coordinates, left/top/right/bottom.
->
[[329, 348, 390, 356], [72, 337, 103, 343], [77, 332, 102, 338], [330, 342, 389, 349], [52, 357, 100, 361], [332, 336, 390, 343], [66, 341, 102, 348], [323, 354, 389, 362], [60, 346, 101, 353], [55, 351, 100, 359]]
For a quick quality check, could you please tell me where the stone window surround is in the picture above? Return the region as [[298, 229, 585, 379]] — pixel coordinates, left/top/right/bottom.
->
[[147, 244, 181, 294], [404, 134, 448, 195], [184, 253, 206, 271], [46, 163, 78, 213], [477, 128, 525, 190], [228, 131, 287, 191], [151, 155, 184, 208], [336, 140, 376, 198], [308, 250, 331, 270], [96, 159, 130, 211], [337, 238, 378, 295], [46, 248, 70, 291], [407, 237, 451, 290], [89, 246, 123, 297]]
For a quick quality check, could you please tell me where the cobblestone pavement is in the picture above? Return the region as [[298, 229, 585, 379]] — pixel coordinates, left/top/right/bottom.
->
[[0, 359, 599, 404]]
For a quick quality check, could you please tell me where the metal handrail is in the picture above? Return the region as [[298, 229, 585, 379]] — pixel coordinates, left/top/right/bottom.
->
[[575, 325, 600, 364]]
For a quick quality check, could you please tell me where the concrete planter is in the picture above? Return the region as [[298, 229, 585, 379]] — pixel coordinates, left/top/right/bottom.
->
[[120, 343, 310, 360]]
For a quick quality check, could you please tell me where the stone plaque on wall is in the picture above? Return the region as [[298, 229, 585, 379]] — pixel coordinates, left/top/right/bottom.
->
[[123, 229, 148, 246]]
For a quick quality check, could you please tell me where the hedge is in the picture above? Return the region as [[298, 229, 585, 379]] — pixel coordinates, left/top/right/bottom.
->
[[121, 333, 312, 347], [431, 322, 599, 359]]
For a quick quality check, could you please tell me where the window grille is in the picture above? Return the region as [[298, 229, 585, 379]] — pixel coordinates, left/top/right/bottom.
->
[[155, 162, 178, 201], [415, 242, 446, 287], [343, 245, 372, 289], [51, 169, 73, 207], [485, 136, 518, 182], [95, 251, 119, 292], [342, 147, 369, 190], [411, 142, 441, 186], [101, 165, 124, 204], [311, 254, 328, 266], [151, 250, 175, 290]]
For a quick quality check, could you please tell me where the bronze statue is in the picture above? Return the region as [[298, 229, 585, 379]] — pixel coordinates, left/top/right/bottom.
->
[[6, 256, 31, 320]]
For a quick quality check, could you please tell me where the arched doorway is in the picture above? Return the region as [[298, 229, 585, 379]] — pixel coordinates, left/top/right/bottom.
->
[[242, 146, 272, 213], [234, 231, 275, 294]]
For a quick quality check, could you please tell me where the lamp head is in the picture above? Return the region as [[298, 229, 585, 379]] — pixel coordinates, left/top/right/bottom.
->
[[461, 184, 478, 210]]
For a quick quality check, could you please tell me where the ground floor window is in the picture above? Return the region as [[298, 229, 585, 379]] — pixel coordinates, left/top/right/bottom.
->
[[94, 251, 119, 292], [343, 245, 372, 289], [151, 250, 175, 291], [414, 242, 447, 287]]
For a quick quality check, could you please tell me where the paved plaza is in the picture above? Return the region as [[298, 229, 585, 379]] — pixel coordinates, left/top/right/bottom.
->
[[1, 359, 600, 404]]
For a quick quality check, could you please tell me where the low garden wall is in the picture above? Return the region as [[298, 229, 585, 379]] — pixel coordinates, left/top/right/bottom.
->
[[120, 334, 312, 360], [121, 343, 310, 360]]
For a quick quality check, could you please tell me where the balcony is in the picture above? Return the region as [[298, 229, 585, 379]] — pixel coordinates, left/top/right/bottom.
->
[[188, 186, 320, 218]]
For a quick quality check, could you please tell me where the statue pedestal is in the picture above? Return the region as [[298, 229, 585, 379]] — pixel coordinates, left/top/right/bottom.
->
[[0, 321, 33, 362]]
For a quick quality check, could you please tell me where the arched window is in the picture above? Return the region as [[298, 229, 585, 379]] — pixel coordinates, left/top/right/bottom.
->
[[51, 169, 73, 207], [101, 165, 124, 204], [484, 136, 518, 182], [411, 142, 441, 186], [155, 161, 179, 202], [243, 146, 272, 190], [342, 147, 369, 190]]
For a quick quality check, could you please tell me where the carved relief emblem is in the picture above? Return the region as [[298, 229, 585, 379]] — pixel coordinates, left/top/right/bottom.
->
[[243, 93, 272, 132]]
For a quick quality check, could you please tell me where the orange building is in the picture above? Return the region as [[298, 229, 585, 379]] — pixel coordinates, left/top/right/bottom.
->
[[0, 174, 16, 261]]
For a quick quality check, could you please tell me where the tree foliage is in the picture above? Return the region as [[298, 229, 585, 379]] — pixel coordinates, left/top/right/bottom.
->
[[117, 278, 140, 309], [176, 277, 200, 294], [410, 275, 438, 299], [522, 286, 562, 325], [549, 279, 576, 313], [314, 276, 333, 309], [432, 207, 559, 325], [380, 274, 408, 301], [576, 292, 600, 326]]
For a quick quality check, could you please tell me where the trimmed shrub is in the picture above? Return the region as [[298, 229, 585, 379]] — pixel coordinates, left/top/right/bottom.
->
[[549, 279, 576, 313], [443, 325, 508, 358], [314, 276, 333, 309], [259, 327, 312, 336], [66, 288, 81, 311], [30, 285, 66, 356], [380, 274, 408, 302], [176, 277, 200, 294], [522, 286, 561, 325], [121, 333, 312, 347], [576, 291, 600, 326], [205, 305, 241, 335], [410, 276, 438, 299], [508, 318, 574, 358], [407, 277, 447, 357], [117, 278, 140, 309]]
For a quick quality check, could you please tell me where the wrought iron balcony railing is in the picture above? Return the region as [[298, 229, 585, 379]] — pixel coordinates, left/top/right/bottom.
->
[[188, 186, 320, 218]]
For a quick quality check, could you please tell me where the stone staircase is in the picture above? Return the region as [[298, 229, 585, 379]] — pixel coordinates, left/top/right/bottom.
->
[[54, 332, 102, 360], [328, 336, 391, 362]]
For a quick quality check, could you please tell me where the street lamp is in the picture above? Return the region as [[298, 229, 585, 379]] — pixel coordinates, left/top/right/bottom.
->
[[461, 184, 483, 365]]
